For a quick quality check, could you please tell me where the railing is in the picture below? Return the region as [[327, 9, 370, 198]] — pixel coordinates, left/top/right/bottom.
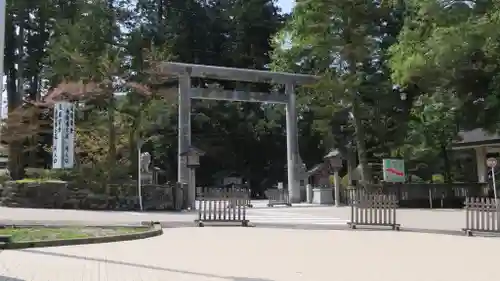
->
[[228, 188, 253, 208], [195, 188, 249, 227], [341, 183, 488, 208], [341, 188, 362, 206], [196, 185, 252, 207], [265, 189, 291, 207], [348, 193, 400, 230], [463, 197, 500, 236]]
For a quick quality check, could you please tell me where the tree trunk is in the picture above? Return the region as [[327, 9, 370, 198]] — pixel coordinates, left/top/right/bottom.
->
[[347, 145, 356, 186], [129, 131, 138, 180], [441, 144, 452, 183], [6, 10, 25, 179], [27, 76, 40, 167], [128, 112, 141, 181], [352, 97, 371, 185], [107, 93, 117, 175]]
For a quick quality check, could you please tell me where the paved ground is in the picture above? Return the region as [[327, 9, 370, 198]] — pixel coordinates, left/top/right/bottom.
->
[[1, 227, 500, 281], [0, 201, 347, 227], [0, 203, 496, 280], [0, 200, 466, 233]]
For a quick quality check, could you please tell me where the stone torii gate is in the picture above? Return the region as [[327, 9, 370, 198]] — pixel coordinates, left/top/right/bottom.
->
[[159, 62, 318, 208]]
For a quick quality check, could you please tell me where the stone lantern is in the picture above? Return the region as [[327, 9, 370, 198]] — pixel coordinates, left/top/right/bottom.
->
[[324, 148, 344, 206], [180, 146, 204, 169], [180, 146, 205, 209]]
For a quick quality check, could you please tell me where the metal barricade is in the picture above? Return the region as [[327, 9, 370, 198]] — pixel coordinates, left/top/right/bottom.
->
[[463, 197, 500, 236], [348, 193, 400, 230], [195, 188, 249, 227], [265, 189, 291, 207]]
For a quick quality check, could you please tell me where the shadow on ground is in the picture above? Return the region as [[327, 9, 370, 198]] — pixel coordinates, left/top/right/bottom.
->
[[0, 276, 25, 281], [231, 278, 272, 281], [160, 221, 500, 238], [252, 223, 500, 237], [21, 249, 274, 281]]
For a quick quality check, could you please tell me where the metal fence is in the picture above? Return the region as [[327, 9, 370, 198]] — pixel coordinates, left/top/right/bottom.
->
[[195, 188, 249, 227], [341, 182, 488, 208], [197, 186, 252, 207], [265, 189, 291, 207], [463, 197, 500, 236], [348, 193, 400, 230], [341, 188, 363, 206]]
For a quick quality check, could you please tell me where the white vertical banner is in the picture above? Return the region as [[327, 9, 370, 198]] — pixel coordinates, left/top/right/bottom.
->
[[1, 88, 6, 120], [0, 0, 7, 121], [52, 102, 75, 169], [62, 102, 75, 169], [0, 0, 6, 109], [52, 103, 64, 169]]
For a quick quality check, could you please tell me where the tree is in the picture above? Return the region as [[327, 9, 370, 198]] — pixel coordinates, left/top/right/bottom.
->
[[394, 93, 459, 182], [389, 0, 500, 133], [271, 0, 410, 184], [3, 0, 318, 189], [387, 0, 500, 180]]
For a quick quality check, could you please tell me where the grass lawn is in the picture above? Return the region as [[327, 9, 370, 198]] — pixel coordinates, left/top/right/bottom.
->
[[0, 226, 147, 242]]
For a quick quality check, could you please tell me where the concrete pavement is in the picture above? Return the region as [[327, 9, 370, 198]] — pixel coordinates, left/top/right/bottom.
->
[[260, 206, 468, 230], [0, 204, 498, 280], [0, 203, 468, 232], [1, 227, 500, 281]]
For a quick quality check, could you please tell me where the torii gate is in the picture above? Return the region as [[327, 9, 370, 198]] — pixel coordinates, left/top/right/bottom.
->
[[159, 62, 318, 208]]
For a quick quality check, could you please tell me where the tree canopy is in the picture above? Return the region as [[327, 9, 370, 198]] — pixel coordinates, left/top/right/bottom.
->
[[3, 0, 499, 186]]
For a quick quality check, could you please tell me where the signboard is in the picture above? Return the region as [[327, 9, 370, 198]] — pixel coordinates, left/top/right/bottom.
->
[[62, 102, 75, 169], [52, 103, 63, 168], [487, 158, 497, 168], [52, 102, 75, 169], [383, 158, 405, 182]]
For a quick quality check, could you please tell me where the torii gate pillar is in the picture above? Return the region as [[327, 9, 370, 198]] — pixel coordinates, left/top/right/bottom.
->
[[285, 83, 301, 203]]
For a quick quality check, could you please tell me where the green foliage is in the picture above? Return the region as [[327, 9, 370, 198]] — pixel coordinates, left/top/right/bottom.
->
[[9, 0, 500, 187], [386, 0, 500, 180], [271, 0, 411, 183], [389, 0, 500, 132], [5, 0, 310, 188]]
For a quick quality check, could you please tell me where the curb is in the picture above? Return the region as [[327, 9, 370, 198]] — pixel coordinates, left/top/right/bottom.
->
[[0, 220, 145, 227], [0, 223, 163, 250]]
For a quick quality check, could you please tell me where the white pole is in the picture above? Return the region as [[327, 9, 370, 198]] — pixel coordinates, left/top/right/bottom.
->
[[138, 145, 143, 211], [0, 0, 6, 121], [492, 167, 497, 204]]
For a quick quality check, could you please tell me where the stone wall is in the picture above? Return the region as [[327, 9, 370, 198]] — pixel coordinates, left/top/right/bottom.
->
[[0, 181, 184, 210]]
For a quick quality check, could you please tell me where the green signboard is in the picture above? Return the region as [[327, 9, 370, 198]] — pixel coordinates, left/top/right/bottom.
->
[[383, 159, 405, 182]]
